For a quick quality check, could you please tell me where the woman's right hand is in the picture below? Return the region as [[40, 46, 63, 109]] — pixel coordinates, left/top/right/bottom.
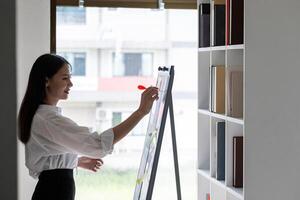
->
[[136, 86, 159, 117]]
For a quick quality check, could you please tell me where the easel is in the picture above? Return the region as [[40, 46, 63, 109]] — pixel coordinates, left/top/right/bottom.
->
[[134, 66, 182, 200]]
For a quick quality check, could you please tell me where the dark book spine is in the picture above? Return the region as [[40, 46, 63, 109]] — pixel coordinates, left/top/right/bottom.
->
[[199, 3, 210, 47], [226, 0, 230, 45], [233, 136, 243, 187], [216, 121, 225, 180], [231, 0, 244, 44], [214, 4, 225, 46]]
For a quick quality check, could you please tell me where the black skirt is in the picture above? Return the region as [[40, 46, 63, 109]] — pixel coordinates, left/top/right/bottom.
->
[[32, 169, 75, 200]]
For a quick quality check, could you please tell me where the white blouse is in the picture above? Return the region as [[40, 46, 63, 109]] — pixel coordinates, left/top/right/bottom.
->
[[25, 104, 114, 179]]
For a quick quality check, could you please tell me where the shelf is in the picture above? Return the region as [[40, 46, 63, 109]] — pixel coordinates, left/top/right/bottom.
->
[[197, 169, 211, 180], [198, 45, 244, 52], [227, 186, 243, 199], [198, 47, 211, 52], [211, 177, 226, 189], [198, 109, 226, 120], [198, 109, 244, 125], [211, 46, 226, 51], [198, 169, 243, 199], [197, 169, 227, 191], [226, 44, 244, 50], [226, 116, 244, 125]]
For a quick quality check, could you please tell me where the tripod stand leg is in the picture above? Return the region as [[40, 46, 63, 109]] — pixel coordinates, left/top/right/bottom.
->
[[169, 95, 182, 200]]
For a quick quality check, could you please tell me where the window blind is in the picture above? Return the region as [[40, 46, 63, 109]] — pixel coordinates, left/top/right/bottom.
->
[[56, 0, 79, 6], [163, 0, 196, 9], [84, 0, 158, 8]]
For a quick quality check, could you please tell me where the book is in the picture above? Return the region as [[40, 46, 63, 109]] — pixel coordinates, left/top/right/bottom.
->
[[199, 3, 210, 48], [209, 65, 215, 112], [214, 0, 226, 46], [233, 136, 243, 187], [216, 121, 225, 180], [230, 0, 244, 44], [227, 67, 243, 117], [211, 65, 225, 114], [226, 0, 230, 45]]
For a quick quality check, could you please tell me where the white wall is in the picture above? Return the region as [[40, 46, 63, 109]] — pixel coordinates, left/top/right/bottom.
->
[[16, 0, 50, 199], [245, 1, 300, 199]]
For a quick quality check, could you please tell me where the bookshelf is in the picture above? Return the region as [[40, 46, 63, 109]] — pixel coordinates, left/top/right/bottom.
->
[[197, 0, 244, 199], [198, 0, 300, 200]]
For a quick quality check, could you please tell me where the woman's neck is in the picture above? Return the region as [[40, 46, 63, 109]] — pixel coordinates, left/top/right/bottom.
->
[[43, 97, 58, 106]]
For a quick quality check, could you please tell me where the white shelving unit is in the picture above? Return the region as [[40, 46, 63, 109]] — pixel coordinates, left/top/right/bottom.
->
[[197, 0, 244, 199], [198, 1, 300, 200]]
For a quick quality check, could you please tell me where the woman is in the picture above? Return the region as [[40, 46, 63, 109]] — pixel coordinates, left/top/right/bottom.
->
[[18, 54, 158, 200]]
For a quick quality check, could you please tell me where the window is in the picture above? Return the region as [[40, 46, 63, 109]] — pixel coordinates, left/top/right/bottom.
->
[[55, 7, 197, 200], [112, 112, 122, 126], [113, 52, 153, 77], [59, 52, 86, 76], [57, 7, 86, 25], [131, 117, 147, 136], [112, 112, 146, 136]]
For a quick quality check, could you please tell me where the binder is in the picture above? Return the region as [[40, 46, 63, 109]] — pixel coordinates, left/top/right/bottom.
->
[[216, 121, 225, 180], [233, 136, 243, 187], [209, 65, 215, 112], [227, 68, 243, 117], [211, 65, 225, 114], [199, 3, 210, 47], [226, 0, 230, 45], [231, 0, 244, 44], [214, 0, 226, 46]]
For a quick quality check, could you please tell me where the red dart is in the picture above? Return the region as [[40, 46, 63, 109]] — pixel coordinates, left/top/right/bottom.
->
[[137, 85, 146, 90]]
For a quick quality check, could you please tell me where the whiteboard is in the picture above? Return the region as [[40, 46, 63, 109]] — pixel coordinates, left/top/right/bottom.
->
[[133, 68, 171, 200]]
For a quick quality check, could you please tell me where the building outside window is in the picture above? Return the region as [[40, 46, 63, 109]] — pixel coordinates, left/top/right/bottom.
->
[[59, 52, 86, 76], [57, 7, 86, 25], [113, 52, 153, 77], [113, 111, 147, 136], [112, 112, 122, 126]]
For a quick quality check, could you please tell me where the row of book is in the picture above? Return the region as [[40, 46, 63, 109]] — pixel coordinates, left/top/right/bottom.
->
[[199, 0, 244, 47], [215, 121, 243, 188], [210, 65, 243, 118]]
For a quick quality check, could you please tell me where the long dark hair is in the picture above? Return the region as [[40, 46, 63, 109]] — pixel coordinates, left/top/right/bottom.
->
[[18, 54, 70, 144]]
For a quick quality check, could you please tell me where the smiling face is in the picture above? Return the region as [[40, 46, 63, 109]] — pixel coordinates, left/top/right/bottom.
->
[[44, 64, 73, 105]]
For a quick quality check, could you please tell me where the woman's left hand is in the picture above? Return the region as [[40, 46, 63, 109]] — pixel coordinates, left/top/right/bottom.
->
[[77, 156, 103, 172]]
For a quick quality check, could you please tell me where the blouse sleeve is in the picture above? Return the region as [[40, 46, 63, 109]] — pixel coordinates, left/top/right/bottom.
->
[[36, 114, 114, 158]]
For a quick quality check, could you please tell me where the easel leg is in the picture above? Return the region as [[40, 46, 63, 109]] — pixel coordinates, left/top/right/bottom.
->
[[169, 95, 182, 200]]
